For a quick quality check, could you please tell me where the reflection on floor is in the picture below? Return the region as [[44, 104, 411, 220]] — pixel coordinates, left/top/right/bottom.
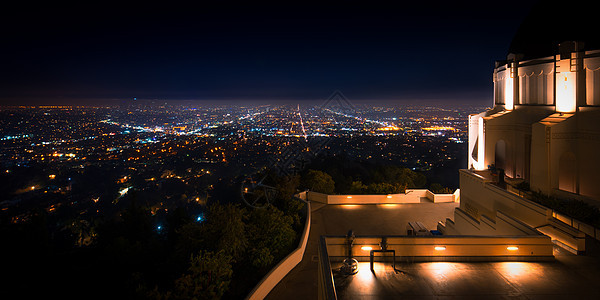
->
[[332, 250, 600, 299]]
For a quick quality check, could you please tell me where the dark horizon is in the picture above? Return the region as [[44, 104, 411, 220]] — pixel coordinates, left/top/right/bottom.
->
[[0, 96, 494, 108], [0, 2, 540, 106]]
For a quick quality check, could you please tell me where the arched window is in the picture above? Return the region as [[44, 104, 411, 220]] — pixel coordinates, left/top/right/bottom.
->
[[558, 151, 577, 193]]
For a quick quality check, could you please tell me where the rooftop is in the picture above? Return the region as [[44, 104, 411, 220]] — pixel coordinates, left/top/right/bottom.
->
[[266, 201, 600, 299], [333, 252, 600, 299]]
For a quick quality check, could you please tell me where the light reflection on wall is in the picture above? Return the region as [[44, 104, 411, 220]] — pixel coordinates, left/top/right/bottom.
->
[[476, 116, 485, 170], [556, 72, 576, 113], [505, 70, 514, 110]]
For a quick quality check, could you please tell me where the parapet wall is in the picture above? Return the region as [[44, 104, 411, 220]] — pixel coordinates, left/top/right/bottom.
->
[[246, 196, 312, 300], [323, 235, 554, 262], [307, 189, 459, 205]]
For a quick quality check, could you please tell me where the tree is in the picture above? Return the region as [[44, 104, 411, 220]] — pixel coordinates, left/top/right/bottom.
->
[[396, 168, 426, 188], [301, 169, 335, 194], [273, 174, 300, 200], [199, 203, 247, 259], [429, 183, 453, 194], [173, 250, 233, 300], [272, 174, 305, 229], [349, 181, 367, 194], [247, 206, 296, 269]]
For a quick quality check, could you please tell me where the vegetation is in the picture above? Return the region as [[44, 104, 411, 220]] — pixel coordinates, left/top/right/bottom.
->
[[0, 157, 451, 299], [301, 157, 434, 194], [529, 191, 600, 228], [428, 183, 454, 194], [0, 182, 305, 299]]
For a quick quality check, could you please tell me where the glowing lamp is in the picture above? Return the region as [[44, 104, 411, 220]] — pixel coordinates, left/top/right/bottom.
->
[[434, 246, 446, 251], [556, 72, 576, 113], [507, 246, 519, 251], [361, 246, 373, 251], [386, 195, 392, 199], [347, 196, 352, 199]]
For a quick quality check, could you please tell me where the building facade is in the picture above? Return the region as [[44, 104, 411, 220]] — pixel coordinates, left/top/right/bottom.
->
[[447, 41, 600, 254], [468, 41, 600, 201]]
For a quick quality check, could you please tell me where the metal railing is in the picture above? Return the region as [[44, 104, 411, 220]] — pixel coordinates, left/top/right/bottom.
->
[[318, 235, 337, 300]]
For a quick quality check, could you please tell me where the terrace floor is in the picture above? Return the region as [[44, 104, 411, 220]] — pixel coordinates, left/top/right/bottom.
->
[[332, 248, 600, 299], [265, 202, 600, 299]]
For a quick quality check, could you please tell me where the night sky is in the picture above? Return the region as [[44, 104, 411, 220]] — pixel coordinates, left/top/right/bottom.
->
[[0, 2, 540, 105]]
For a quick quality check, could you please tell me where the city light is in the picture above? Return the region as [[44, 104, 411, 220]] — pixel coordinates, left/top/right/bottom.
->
[[118, 187, 131, 197]]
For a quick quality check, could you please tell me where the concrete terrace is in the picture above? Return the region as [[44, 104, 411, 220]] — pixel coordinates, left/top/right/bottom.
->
[[266, 201, 459, 299], [265, 202, 600, 299]]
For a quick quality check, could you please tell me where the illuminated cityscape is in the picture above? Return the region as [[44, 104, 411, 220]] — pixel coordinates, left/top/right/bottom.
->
[[0, 103, 480, 223], [2, 1, 600, 299]]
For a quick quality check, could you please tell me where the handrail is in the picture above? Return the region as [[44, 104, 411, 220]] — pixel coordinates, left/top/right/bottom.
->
[[318, 235, 337, 300]]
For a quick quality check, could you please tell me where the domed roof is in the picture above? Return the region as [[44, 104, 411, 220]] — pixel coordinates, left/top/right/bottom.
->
[[508, 0, 599, 60]]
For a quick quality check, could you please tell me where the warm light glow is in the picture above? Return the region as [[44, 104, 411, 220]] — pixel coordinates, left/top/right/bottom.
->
[[386, 195, 392, 198], [428, 262, 456, 278], [379, 204, 399, 209], [475, 116, 485, 170], [497, 262, 536, 277], [341, 204, 360, 209], [377, 125, 401, 131], [434, 246, 446, 251], [356, 262, 376, 288], [507, 246, 519, 251], [48, 174, 56, 179], [556, 71, 576, 113], [361, 246, 373, 251], [346, 196, 352, 199], [30, 186, 35, 190], [422, 126, 456, 131], [504, 70, 514, 110]]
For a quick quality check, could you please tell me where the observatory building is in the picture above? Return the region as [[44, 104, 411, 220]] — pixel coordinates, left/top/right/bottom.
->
[[449, 3, 600, 254], [260, 3, 600, 299]]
